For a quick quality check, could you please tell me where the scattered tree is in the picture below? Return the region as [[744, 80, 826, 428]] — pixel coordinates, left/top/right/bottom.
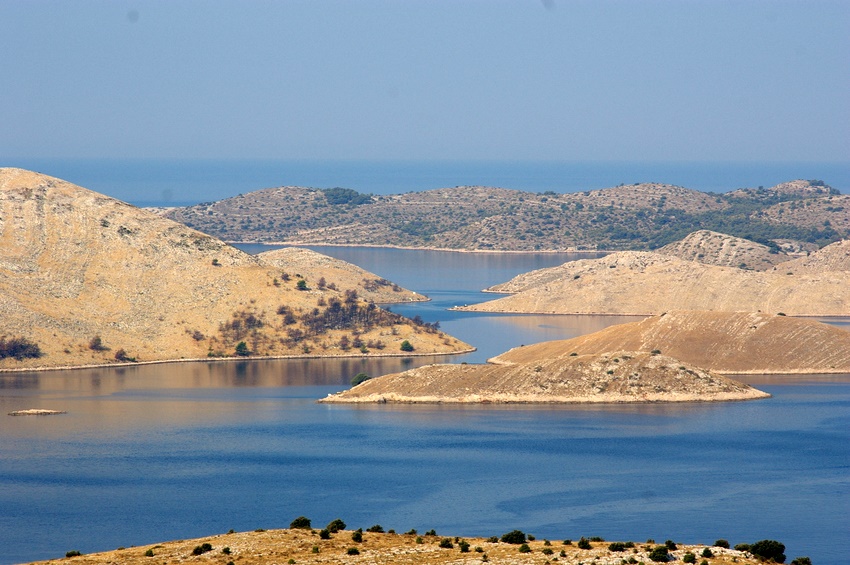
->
[[400, 340, 414, 352], [289, 516, 311, 529]]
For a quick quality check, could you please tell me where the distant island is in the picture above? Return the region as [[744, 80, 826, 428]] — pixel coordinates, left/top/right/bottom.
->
[[22, 523, 803, 565], [0, 168, 472, 371], [164, 179, 846, 252], [459, 232, 850, 316]]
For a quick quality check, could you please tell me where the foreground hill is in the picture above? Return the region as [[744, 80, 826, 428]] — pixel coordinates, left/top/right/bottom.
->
[[165, 179, 843, 251], [22, 527, 774, 565], [492, 311, 850, 374], [461, 240, 850, 316], [320, 350, 768, 404], [0, 169, 470, 370]]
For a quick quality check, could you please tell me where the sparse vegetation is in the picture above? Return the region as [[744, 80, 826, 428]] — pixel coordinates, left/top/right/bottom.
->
[[326, 518, 346, 533], [88, 335, 108, 351], [500, 530, 526, 544], [400, 340, 414, 352], [0, 336, 42, 360], [289, 516, 311, 529]]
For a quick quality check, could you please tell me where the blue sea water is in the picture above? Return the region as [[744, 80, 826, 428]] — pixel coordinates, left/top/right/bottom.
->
[[1, 249, 848, 565], [3, 158, 849, 206]]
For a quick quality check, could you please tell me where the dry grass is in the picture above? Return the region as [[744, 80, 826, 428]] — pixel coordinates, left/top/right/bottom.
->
[[24, 529, 764, 565]]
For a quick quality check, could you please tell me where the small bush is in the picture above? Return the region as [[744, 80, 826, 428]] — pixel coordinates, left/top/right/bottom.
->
[[366, 524, 384, 533], [439, 538, 453, 549], [415, 536, 423, 544], [191, 543, 213, 555], [425, 529, 436, 536], [65, 550, 82, 557], [319, 529, 330, 539], [735, 543, 751, 552], [542, 547, 554, 555], [500, 530, 526, 544], [648, 545, 669, 562], [89, 335, 108, 351], [702, 547, 714, 558], [790, 557, 812, 565], [404, 528, 417, 535], [326, 518, 346, 533], [351, 530, 363, 542], [563, 539, 572, 545], [400, 340, 414, 352], [459, 540, 470, 552], [312, 545, 319, 553], [144, 548, 154, 557], [609, 542, 627, 552], [590, 536, 604, 542], [486, 536, 498, 543], [351, 373, 370, 386], [222, 547, 231, 555], [235, 341, 251, 356], [527, 534, 536, 541], [749, 539, 786, 563], [346, 547, 359, 555], [114, 348, 136, 362], [578, 537, 592, 550], [665, 539, 678, 550], [289, 516, 311, 529], [714, 539, 730, 548], [683, 552, 696, 563], [0, 336, 42, 360], [518, 543, 531, 553]]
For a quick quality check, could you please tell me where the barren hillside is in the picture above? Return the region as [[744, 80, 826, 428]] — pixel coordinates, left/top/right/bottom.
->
[[657, 230, 789, 270], [463, 247, 850, 316], [492, 311, 850, 374], [256, 247, 426, 304], [0, 169, 471, 370], [773, 238, 850, 273], [320, 350, 768, 404]]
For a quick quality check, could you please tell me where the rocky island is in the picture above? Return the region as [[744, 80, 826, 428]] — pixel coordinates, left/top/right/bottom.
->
[[0, 168, 472, 371]]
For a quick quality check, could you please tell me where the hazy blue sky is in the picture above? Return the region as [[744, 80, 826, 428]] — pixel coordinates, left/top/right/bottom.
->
[[2, 0, 848, 163]]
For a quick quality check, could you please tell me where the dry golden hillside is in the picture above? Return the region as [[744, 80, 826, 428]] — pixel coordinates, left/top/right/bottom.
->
[[492, 311, 850, 374], [463, 247, 850, 316], [774, 238, 850, 273], [22, 528, 766, 565], [256, 247, 427, 304], [658, 230, 790, 270], [0, 168, 471, 370], [320, 350, 768, 404]]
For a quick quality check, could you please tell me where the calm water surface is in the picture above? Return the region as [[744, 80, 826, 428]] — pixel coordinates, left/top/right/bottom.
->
[[1, 249, 848, 564]]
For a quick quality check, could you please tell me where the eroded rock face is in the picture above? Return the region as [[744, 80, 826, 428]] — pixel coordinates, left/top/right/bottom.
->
[[0, 168, 471, 370], [320, 350, 769, 404], [491, 311, 850, 374]]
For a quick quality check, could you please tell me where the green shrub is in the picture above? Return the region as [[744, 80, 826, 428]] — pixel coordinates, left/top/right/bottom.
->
[[312, 546, 319, 553], [222, 547, 231, 555], [366, 524, 384, 533], [563, 539, 572, 545], [0, 336, 42, 360], [351, 373, 370, 386], [542, 547, 554, 555], [735, 543, 751, 552], [609, 541, 627, 552], [665, 539, 678, 550], [487, 536, 498, 543], [459, 540, 470, 552], [702, 547, 714, 558], [518, 543, 531, 553], [683, 552, 696, 563], [400, 340, 414, 352], [326, 518, 346, 532], [475, 546, 483, 552], [590, 536, 605, 542], [289, 516, 311, 529], [351, 530, 363, 542], [527, 534, 536, 541], [66, 550, 82, 557], [500, 530, 526, 544], [346, 547, 359, 555], [425, 529, 436, 536], [319, 529, 330, 539], [235, 341, 251, 356], [415, 536, 423, 544], [577, 537, 592, 550], [790, 557, 812, 565], [714, 539, 730, 548], [648, 545, 669, 562], [439, 538, 454, 549], [144, 548, 154, 557], [296, 279, 308, 291], [191, 543, 213, 555], [749, 539, 786, 563]]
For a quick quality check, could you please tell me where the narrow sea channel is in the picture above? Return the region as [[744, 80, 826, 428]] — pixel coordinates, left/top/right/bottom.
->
[[1, 248, 847, 565]]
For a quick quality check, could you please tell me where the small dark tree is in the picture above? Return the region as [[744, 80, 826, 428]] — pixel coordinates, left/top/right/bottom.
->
[[714, 539, 730, 549], [296, 279, 308, 291], [289, 516, 311, 529], [317, 277, 327, 289], [326, 518, 346, 533], [89, 335, 108, 351], [400, 340, 414, 352], [577, 537, 592, 550], [790, 557, 812, 565], [749, 540, 786, 563], [648, 545, 669, 562], [366, 524, 384, 533], [351, 373, 370, 386], [701, 547, 713, 558], [351, 529, 363, 542], [114, 349, 135, 362], [518, 543, 531, 553], [235, 342, 251, 356], [319, 529, 330, 539], [501, 530, 526, 544], [682, 552, 696, 563], [0, 336, 42, 360], [439, 538, 453, 549]]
